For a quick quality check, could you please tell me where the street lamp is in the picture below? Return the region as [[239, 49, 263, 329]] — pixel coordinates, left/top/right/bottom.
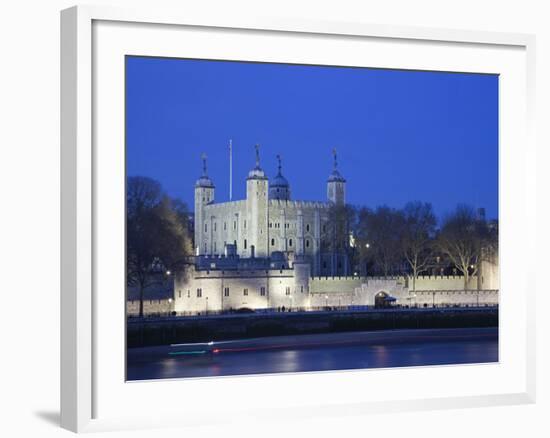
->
[[166, 270, 171, 276]]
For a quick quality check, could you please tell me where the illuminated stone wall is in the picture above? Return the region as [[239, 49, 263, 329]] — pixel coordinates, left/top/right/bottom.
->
[[195, 194, 351, 276], [127, 299, 172, 316], [173, 264, 311, 313], [173, 259, 499, 314]]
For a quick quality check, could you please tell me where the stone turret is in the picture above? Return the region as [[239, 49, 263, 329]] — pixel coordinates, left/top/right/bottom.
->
[[246, 144, 269, 258], [194, 153, 215, 255], [269, 154, 291, 200], [327, 148, 346, 205]]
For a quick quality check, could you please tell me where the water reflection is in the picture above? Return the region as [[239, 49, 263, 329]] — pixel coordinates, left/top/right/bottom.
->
[[128, 329, 498, 381]]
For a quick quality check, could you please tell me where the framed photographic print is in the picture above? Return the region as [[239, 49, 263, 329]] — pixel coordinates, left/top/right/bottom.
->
[[61, 5, 536, 433]]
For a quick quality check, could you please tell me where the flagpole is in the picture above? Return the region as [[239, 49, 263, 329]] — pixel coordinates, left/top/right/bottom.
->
[[229, 139, 233, 201]]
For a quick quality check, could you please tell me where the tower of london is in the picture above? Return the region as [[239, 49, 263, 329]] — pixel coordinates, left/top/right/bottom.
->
[[169, 145, 499, 315], [193, 145, 349, 277]]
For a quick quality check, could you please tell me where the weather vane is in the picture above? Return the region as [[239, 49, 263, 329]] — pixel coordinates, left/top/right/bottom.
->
[[201, 152, 207, 175], [276, 154, 282, 173], [332, 148, 338, 170], [255, 144, 260, 168]]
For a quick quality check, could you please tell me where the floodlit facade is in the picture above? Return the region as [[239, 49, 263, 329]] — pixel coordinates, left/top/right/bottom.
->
[[193, 146, 350, 277], [168, 146, 499, 315]]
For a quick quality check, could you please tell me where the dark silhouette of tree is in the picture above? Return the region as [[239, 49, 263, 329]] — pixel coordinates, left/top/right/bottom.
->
[[126, 176, 192, 317], [402, 201, 436, 290], [322, 204, 357, 275], [355, 206, 405, 276], [436, 204, 493, 290]]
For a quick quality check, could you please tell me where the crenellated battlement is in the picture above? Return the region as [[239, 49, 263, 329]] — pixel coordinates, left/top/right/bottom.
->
[[269, 199, 330, 209]]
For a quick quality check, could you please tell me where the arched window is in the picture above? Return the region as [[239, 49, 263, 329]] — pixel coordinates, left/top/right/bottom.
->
[[289, 238, 293, 247], [271, 238, 275, 246], [306, 224, 310, 232], [306, 239, 310, 248], [244, 239, 247, 249]]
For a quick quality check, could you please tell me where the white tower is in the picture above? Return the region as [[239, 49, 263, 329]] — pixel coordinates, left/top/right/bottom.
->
[[246, 144, 269, 258], [327, 148, 346, 205], [194, 153, 215, 255]]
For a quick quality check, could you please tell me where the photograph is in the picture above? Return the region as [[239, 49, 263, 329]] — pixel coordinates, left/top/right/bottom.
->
[[125, 56, 499, 381]]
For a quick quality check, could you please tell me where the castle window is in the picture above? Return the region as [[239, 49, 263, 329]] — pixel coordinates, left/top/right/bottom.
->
[[285, 287, 291, 296], [197, 288, 202, 298], [306, 239, 310, 248], [244, 239, 247, 249], [271, 238, 275, 246], [306, 224, 310, 232], [260, 287, 266, 296], [204, 224, 208, 232], [224, 287, 229, 297], [300, 286, 304, 293], [178, 290, 181, 298], [269, 223, 272, 228], [214, 222, 217, 231], [224, 222, 227, 230], [233, 221, 236, 230], [213, 242, 216, 252], [204, 242, 207, 253], [244, 220, 247, 229], [243, 288, 248, 296], [289, 239, 293, 247]]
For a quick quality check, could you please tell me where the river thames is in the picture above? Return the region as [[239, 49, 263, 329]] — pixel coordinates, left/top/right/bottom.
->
[[127, 327, 498, 381]]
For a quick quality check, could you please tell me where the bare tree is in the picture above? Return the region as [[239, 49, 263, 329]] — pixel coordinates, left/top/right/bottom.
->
[[355, 206, 405, 276], [402, 201, 436, 291], [126, 176, 192, 317], [322, 203, 357, 275], [436, 204, 489, 290]]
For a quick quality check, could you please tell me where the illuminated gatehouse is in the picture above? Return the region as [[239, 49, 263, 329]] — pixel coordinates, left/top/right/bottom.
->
[[168, 145, 499, 315]]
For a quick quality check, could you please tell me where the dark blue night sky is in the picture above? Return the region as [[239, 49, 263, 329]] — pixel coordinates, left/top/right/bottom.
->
[[126, 56, 498, 220]]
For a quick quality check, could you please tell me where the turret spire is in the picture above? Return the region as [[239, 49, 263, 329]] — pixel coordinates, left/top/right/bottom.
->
[[201, 152, 208, 176], [255, 144, 261, 169], [327, 147, 346, 204], [276, 154, 282, 174]]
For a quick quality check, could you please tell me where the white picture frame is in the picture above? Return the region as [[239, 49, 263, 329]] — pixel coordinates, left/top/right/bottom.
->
[[60, 4, 536, 433]]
